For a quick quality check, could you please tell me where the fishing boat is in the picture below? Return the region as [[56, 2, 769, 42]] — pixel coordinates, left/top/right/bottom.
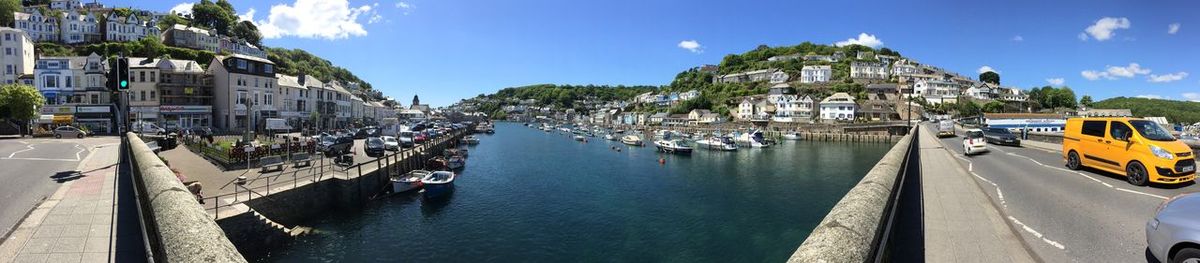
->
[[654, 139, 693, 154], [621, 135, 644, 146], [782, 132, 801, 140], [446, 155, 466, 170], [391, 170, 428, 193], [696, 136, 738, 151], [421, 171, 456, 199]]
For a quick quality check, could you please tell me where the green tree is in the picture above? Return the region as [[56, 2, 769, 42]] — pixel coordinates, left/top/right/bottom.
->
[[982, 101, 1005, 113], [230, 20, 262, 47], [956, 100, 982, 117], [192, 0, 236, 35], [979, 71, 1000, 84], [136, 36, 165, 58], [0, 84, 46, 122], [0, 0, 19, 27], [1080, 95, 1093, 108], [157, 13, 189, 30]]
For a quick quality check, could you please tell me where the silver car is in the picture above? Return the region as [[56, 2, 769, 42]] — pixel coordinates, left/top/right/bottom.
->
[[1147, 192, 1200, 263], [53, 126, 87, 139]]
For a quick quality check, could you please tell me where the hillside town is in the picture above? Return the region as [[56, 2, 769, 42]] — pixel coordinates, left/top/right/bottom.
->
[[0, 0, 439, 135]]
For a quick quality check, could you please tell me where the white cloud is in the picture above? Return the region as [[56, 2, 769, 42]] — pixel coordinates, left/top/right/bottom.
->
[[1182, 92, 1200, 102], [170, 3, 194, 16], [1082, 17, 1131, 41], [1082, 63, 1152, 80], [1168, 23, 1181, 34], [677, 40, 702, 53], [1136, 94, 1164, 99], [1046, 78, 1065, 86], [257, 0, 374, 40], [1011, 35, 1024, 42], [1148, 72, 1188, 83], [395, 1, 414, 15], [834, 33, 884, 48], [1077, 32, 1089, 41], [238, 8, 256, 22], [977, 66, 999, 74]]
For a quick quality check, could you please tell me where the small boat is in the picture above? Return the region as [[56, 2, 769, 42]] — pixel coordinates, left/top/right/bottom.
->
[[464, 136, 481, 145], [446, 155, 465, 170], [621, 135, 644, 146], [734, 130, 771, 148], [391, 170, 428, 193], [574, 135, 585, 141], [783, 132, 801, 140], [604, 134, 616, 141], [421, 171, 456, 199], [654, 139, 693, 154], [696, 136, 738, 151]]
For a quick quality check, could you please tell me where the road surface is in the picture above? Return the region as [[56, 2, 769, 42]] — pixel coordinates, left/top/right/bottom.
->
[[0, 137, 117, 238]]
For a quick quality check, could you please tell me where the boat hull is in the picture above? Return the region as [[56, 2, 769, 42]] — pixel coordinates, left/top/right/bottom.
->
[[392, 179, 423, 193], [423, 183, 454, 199]]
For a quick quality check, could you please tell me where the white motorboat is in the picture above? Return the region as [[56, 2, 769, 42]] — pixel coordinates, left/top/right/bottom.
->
[[621, 135, 644, 146], [421, 171, 456, 199], [733, 130, 771, 148], [696, 136, 738, 151], [782, 132, 801, 140], [446, 155, 466, 170], [654, 139, 693, 154], [391, 170, 429, 193], [574, 135, 586, 141], [604, 134, 616, 141], [463, 135, 481, 144]]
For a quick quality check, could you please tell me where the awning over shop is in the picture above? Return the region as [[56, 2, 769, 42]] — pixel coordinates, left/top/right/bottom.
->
[[53, 115, 73, 123], [37, 115, 54, 124]]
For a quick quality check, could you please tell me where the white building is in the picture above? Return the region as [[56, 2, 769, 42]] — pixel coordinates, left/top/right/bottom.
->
[[820, 93, 858, 121], [58, 11, 100, 44], [891, 60, 920, 76], [737, 98, 756, 121], [800, 65, 832, 83], [769, 70, 789, 84], [13, 11, 59, 42], [913, 79, 962, 105], [328, 82, 353, 128], [1, 28, 35, 84], [104, 13, 158, 42], [679, 90, 700, 101], [126, 57, 162, 124], [162, 25, 221, 53], [851, 61, 889, 80], [772, 94, 814, 123], [208, 54, 279, 131], [50, 0, 83, 10], [276, 74, 310, 125], [714, 69, 777, 84]]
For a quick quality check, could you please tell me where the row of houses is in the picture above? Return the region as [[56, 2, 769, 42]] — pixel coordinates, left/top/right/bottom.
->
[[11, 1, 267, 58]]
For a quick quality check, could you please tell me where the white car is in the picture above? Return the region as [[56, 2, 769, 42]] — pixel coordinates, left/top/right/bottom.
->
[[962, 129, 989, 155], [381, 136, 400, 151]]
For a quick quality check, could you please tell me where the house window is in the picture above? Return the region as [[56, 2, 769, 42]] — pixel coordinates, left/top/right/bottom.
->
[[90, 94, 98, 103], [264, 64, 273, 74], [4, 48, 10, 55], [139, 71, 145, 82], [140, 91, 145, 101], [4, 65, 11, 74], [236, 92, 247, 105], [150, 91, 155, 100], [65, 76, 71, 87], [149, 72, 156, 82], [236, 59, 246, 70], [44, 76, 57, 88]]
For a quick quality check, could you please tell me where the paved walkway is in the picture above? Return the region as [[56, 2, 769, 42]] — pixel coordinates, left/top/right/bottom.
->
[[0, 142, 139, 263], [919, 127, 1037, 262]]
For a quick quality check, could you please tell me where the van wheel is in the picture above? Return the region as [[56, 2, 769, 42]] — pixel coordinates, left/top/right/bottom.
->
[[1066, 151, 1081, 170], [1126, 161, 1149, 186], [55, 134, 61, 139]]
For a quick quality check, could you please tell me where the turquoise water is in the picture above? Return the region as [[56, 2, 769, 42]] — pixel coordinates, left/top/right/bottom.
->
[[255, 122, 891, 262]]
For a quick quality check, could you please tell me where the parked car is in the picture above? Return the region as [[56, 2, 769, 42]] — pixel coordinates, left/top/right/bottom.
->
[[398, 131, 416, 148], [414, 133, 428, 143], [1147, 192, 1200, 263], [353, 128, 370, 139], [381, 136, 400, 151], [53, 126, 86, 139], [982, 127, 1021, 146], [320, 135, 355, 157], [962, 129, 988, 155], [364, 137, 386, 157], [1063, 117, 1196, 186]]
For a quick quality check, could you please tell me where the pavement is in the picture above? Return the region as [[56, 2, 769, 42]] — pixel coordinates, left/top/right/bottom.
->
[[0, 136, 143, 263], [934, 124, 1200, 262], [918, 126, 1037, 262]]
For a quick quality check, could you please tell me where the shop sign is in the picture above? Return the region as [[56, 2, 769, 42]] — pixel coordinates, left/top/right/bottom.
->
[[41, 106, 75, 114], [160, 105, 212, 114], [130, 106, 159, 113], [76, 106, 111, 113]]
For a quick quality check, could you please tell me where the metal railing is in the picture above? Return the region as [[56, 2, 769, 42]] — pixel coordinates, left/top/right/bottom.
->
[[202, 130, 469, 219]]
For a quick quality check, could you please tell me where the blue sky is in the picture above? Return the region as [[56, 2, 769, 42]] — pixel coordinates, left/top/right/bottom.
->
[[108, 0, 1199, 107]]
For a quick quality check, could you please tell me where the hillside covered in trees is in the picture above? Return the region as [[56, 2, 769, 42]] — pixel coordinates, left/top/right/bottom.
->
[[266, 47, 374, 92], [1093, 97, 1200, 124], [472, 84, 659, 118]]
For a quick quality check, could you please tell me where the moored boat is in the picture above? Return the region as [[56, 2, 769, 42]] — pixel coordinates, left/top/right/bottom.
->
[[464, 135, 481, 145], [421, 171, 456, 199], [604, 134, 616, 141], [391, 170, 428, 193], [734, 130, 771, 148], [446, 155, 466, 170], [696, 136, 738, 151], [654, 139, 693, 154], [574, 135, 585, 141], [621, 135, 644, 146], [783, 132, 801, 140]]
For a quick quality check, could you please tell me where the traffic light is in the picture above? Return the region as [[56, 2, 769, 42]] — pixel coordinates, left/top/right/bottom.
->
[[115, 58, 129, 90]]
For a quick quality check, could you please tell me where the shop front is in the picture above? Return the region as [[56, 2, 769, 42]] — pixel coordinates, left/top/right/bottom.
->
[[75, 105, 115, 134], [160, 105, 212, 131], [129, 106, 159, 125]]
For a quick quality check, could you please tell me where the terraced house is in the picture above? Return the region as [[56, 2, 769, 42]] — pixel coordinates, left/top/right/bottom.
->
[[104, 12, 159, 42], [1, 28, 35, 84], [209, 54, 278, 131]]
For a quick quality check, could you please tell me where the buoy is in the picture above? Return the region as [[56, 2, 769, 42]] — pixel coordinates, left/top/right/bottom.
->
[[658, 158, 666, 164]]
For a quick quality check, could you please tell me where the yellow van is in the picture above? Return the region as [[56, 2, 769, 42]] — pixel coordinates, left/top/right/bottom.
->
[[1063, 117, 1195, 185]]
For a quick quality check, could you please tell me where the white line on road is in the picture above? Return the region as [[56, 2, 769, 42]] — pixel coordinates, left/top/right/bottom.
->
[[0, 157, 83, 162], [1002, 149, 1165, 200], [7, 144, 35, 158], [1115, 187, 1168, 199], [1009, 216, 1067, 250], [73, 144, 85, 161]]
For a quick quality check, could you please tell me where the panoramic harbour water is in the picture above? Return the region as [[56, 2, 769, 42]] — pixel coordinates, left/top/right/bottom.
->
[[256, 122, 891, 262]]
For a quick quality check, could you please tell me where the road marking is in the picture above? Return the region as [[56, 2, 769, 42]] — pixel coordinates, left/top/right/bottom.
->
[[74, 144, 86, 160], [0, 157, 82, 162], [1002, 150, 1166, 200], [1009, 216, 1067, 250], [7, 144, 35, 158]]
